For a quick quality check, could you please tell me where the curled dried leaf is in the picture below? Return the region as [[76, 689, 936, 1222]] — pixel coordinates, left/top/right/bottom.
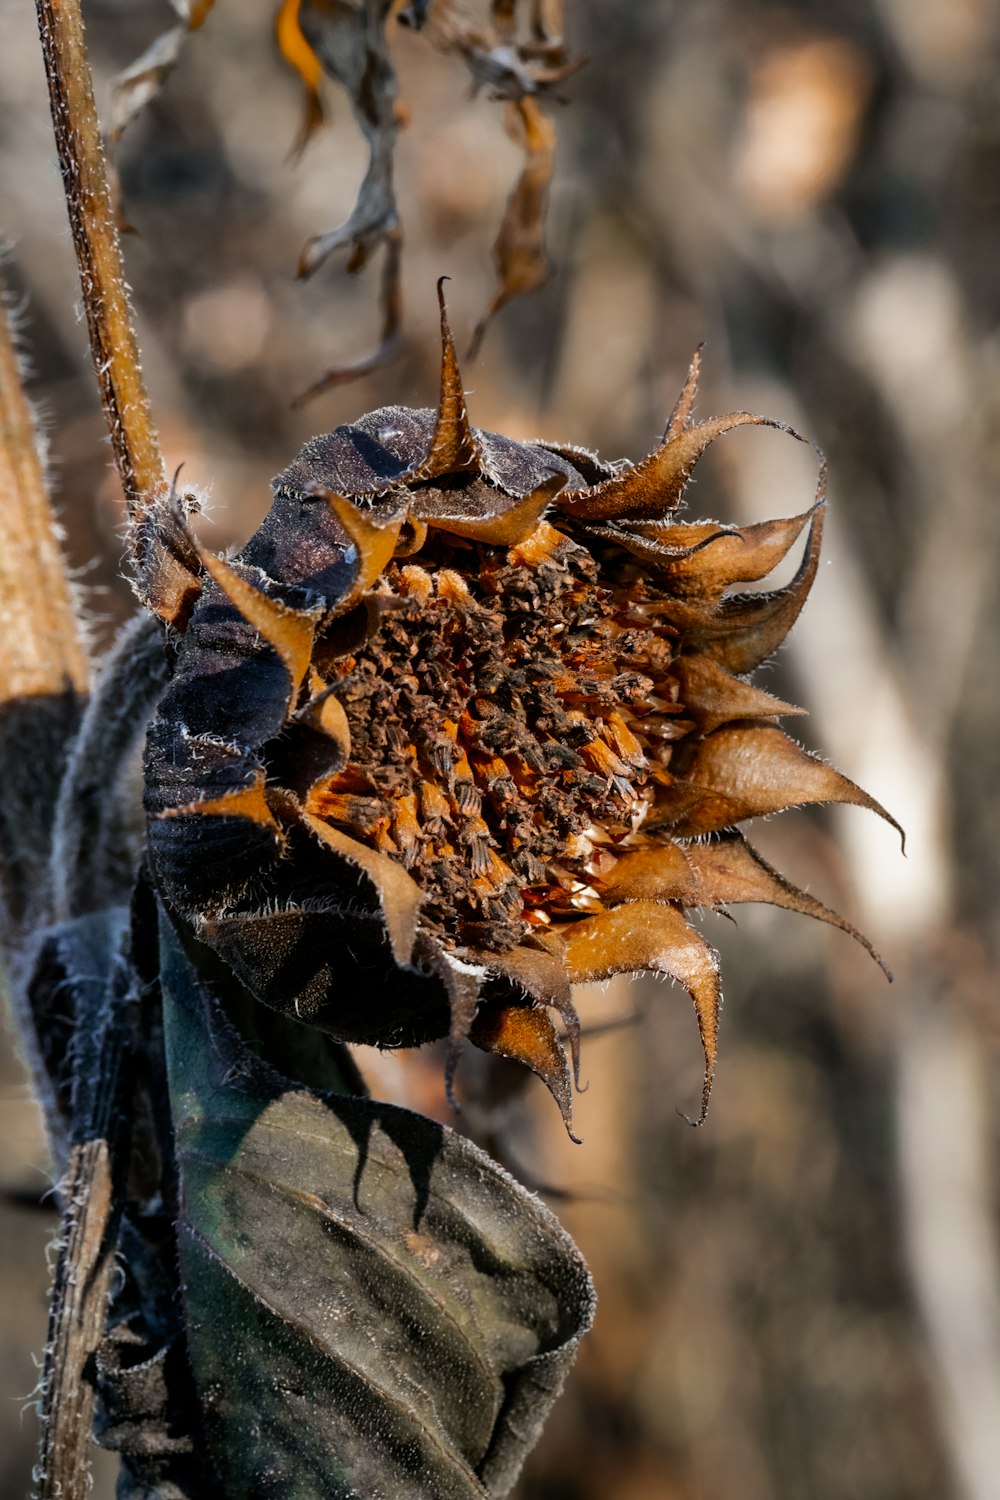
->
[[469, 97, 556, 358]]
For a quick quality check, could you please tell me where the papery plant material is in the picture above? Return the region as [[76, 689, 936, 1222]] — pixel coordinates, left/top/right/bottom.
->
[[294, 0, 398, 282], [468, 95, 554, 359], [405, 0, 579, 360], [291, 0, 405, 399], [140, 288, 898, 1134], [409, 0, 582, 99], [106, 0, 578, 389], [292, 0, 579, 393]]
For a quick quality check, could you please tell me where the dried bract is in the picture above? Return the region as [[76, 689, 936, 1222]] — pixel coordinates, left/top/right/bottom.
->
[[141, 288, 896, 1133]]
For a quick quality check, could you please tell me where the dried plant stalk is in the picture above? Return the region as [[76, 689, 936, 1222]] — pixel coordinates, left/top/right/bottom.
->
[[0, 278, 88, 704], [34, 0, 164, 522], [35, 1139, 118, 1500], [0, 274, 88, 945]]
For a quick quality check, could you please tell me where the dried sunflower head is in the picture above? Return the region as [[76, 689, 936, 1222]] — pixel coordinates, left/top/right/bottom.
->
[[143, 285, 896, 1133]]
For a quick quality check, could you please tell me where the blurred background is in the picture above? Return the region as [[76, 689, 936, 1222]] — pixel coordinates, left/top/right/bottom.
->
[[2, 1, 999, 1496]]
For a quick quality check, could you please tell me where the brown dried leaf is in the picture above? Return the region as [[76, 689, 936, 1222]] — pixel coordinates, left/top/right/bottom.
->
[[422, 1, 581, 100], [402, 280, 482, 481], [428, 472, 566, 545], [468, 943, 582, 1082], [653, 496, 825, 673], [663, 345, 704, 440], [598, 843, 707, 908], [469, 97, 556, 359], [275, 0, 327, 159], [635, 505, 818, 598], [293, 0, 402, 395], [296, 0, 398, 280]]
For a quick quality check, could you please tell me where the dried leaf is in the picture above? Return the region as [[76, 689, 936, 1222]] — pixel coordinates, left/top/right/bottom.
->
[[672, 652, 805, 734], [628, 505, 818, 599], [293, 0, 402, 394], [597, 842, 706, 908], [651, 495, 826, 674], [275, 0, 327, 159], [469, 98, 556, 358], [557, 413, 782, 522], [400, 280, 482, 482], [160, 912, 595, 1499]]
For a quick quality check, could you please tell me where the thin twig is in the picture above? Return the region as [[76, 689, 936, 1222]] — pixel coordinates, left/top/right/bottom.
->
[[34, 0, 165, 523]]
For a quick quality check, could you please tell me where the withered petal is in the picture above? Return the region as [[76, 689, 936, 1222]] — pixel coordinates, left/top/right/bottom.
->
[[634, 504, 818, 599], [157, 774, 280, 831], [316, 490, 404, 610], [423, 470, 567, 547], [197, 547, 318, 694], [300, 812, 423, 967], [662, 344, 704, 441], [668, 724, 904, 841], [598, 842, 706, 908], [294, 684, 352, 768], [403, 280, 481, 482], [555, 413, 784, 523], [470, 1002, 579, 1141], [685, 833, 891, 978], [559, 900, 721, 1124], [466, 943, 582, 1086], [673, 653, 805, 734]]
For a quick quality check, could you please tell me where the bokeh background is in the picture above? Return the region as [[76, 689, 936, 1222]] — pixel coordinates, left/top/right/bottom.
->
[[2, 1, 1000, 1496]]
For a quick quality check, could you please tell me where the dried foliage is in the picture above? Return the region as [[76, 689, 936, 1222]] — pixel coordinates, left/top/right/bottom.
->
[[106, 0, 581, 392]]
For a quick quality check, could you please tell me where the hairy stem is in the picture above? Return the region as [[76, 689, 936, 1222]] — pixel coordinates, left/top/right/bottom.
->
[[0, 271, 87, 1096], [0, 274, 88, 705], [34, 0, 164, 522]]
